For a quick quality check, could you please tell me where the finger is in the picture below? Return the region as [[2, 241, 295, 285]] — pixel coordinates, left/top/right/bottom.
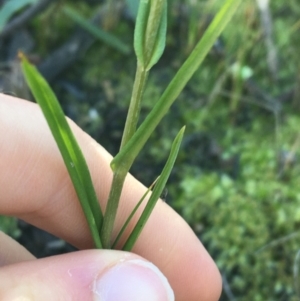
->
[[0, 250, 175, 301], [0, 94, 221, 301], [0, 231, 35, 267]]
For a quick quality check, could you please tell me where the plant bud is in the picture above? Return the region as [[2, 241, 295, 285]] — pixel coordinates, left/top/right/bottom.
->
[[134, 0, 167, 70]]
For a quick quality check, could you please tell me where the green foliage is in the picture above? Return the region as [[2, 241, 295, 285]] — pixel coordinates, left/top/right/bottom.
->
[[63, 6, 131, 55], [20, 0, 241, 251], [122, 126, 185, 251], [0, 0, 37, 31], [2, 0, 299, 298], [175, 114, 300, 300], [134, 0, 167, 70], [21, 54, 103, 249]]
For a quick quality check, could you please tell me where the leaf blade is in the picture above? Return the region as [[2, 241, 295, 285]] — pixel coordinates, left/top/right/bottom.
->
[[122, 126, 185, 251], [63, 6, 131, 55], [134, 0, 167, 70], [0, 0, 37, 31], [111, 0, 242, 172], [111, 177, 159, 249], [20, 54, 103, 248]]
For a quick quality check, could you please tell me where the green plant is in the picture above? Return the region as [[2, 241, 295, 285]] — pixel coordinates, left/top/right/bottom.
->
[[0, 0, 38, 31], [62, 5, 130, 55], [20, 0, 241, 251], [173, 107, 300, 300]]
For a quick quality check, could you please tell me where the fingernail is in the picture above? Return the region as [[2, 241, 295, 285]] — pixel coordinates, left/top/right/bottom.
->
[[93, 259, 175, 301]]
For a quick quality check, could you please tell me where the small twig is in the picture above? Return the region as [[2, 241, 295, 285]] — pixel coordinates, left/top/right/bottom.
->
[[245, 78, 281, 112], [0, 0, 56, 39], [222, 273, 237, 301], [255, 231, 300, 254], [293, 250, 300, 300], [280, 132, 300, 175], [255, 0, 279, 80], [219, 90, 279, 112]]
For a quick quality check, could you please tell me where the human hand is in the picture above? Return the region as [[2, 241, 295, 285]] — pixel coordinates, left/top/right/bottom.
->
[[0, 94, 222, 301]]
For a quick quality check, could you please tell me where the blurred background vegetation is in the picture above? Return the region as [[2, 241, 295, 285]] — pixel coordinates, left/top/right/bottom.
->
[[0, 0, 300, 300]]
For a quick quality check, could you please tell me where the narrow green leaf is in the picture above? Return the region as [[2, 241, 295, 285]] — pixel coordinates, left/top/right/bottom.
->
[[20, 54, 103, 249], [134, 0, 151, 67], [122, 126, 185, 251], [111, 177, 159, 249], [0, 0, 37, 31], [134, 0, 167, 70], [63, 6, 131, 55], [145, 0, 167, 70], [112, 0, 241, 172]]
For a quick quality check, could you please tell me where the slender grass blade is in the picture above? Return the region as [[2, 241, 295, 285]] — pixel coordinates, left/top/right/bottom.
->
[[122, 126, 185, 251], [134, 0, 150, 67], [63, 6, 131, 55], [111, 177, 159, 249], [20, 54, 103, 248], [111, 0, 241, 172], [0, 0, 37, 32]]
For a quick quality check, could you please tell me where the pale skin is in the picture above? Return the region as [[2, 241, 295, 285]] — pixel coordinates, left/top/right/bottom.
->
[[0, 94, 222, 301]]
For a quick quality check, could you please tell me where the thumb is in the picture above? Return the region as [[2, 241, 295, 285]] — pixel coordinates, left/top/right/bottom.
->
[[0, 250, 174, 301]]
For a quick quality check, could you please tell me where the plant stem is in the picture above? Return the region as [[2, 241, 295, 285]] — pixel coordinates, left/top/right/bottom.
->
[[111, 0, 242, 172], [103, 64, 149, 248], [102, 56, 148, 250], [100, 168, 127, 248], [120, 64, 148, 149]]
